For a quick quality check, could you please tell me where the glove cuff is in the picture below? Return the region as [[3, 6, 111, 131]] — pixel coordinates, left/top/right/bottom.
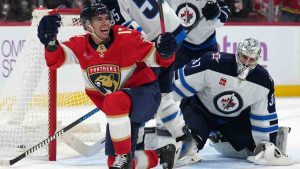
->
[[46, 40, 59, 52]]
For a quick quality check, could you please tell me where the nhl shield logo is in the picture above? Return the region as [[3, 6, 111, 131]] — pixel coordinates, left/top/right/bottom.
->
[[87, 64, 120, 95]]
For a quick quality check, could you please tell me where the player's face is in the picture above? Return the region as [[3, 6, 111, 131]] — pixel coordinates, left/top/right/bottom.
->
[[91, 14, 111, 41], [239, 54, 257, 67]]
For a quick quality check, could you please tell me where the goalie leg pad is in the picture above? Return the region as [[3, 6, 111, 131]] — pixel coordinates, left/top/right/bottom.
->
[[276, 126, 291, 155], [157, 93, 185, 138], [247, 142, 293, 166], [209, 141, 252, 158]]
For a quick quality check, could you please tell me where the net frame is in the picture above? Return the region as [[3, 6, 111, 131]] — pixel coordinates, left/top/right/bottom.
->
[[0, 8, 106, 162]]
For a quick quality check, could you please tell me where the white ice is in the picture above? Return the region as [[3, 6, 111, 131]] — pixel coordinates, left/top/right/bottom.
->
[[1, 97, 300, 169]]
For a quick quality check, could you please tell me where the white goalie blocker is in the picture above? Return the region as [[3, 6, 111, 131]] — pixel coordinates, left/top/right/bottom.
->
[[209, 126, 293, 166]]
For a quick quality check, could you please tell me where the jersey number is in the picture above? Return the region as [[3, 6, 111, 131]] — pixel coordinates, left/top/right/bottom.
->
[[131, 0, 159, 19], [110, 9, 121, 25]]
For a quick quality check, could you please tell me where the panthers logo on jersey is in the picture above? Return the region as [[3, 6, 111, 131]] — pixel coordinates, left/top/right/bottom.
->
[[87, 64, 120, 95], [176, 3, 200, 29], [213, 91, 243, 115]]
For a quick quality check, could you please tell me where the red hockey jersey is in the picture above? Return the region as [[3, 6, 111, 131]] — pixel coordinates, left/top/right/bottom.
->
[[45, 25, 174, 110]]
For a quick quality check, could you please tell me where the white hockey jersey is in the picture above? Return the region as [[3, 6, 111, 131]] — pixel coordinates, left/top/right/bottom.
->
[[166, 0, 230, 46], [102, 0, 186, 42], [173, 52, 278, 145]]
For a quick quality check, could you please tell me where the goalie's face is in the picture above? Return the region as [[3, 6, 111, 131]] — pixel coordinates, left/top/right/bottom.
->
[[236, 38, 261, 80], [90, 14, 111, 41]]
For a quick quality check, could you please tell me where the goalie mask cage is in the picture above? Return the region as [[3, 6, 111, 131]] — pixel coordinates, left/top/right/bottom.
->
[[0, 8, 106, 161]]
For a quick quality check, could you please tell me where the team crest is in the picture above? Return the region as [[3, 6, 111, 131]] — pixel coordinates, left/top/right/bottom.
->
[[87, 64, 120, 95], [176, 3, 200, 28], [213, 91, 243, 114]]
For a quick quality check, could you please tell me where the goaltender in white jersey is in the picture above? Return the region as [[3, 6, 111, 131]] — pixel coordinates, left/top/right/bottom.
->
[[173, 38, 292, 166]]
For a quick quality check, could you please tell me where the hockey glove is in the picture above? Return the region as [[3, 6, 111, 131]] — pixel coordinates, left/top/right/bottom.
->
[[202, 1, 221, 20], [37, 14, 61, 46], [155, 32, 177, 59]]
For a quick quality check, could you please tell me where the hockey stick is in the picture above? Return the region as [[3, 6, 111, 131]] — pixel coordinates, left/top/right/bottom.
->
[[62, 132, 105, 157], [0, 107, 100, 166], [61, 127, 172, 157], [157, 0, 166, 33]]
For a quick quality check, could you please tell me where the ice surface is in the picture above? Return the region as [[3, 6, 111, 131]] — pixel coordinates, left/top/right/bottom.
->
[[1, 97, 299, 169]]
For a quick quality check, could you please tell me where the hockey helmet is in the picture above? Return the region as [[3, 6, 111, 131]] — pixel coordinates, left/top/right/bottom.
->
[[236, 38, 261, 79], [80, 2, 110, 24]]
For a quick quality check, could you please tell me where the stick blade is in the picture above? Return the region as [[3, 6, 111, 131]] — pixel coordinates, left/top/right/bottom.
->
[[0, 160, 11, 166]]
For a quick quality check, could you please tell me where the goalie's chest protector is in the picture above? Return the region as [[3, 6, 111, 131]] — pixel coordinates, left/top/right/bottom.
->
[[177, 52, 272, 118]]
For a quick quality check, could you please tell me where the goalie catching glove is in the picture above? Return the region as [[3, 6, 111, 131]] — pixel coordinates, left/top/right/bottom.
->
[[155, 32, 177, 59], [247, 141, 292, 166]]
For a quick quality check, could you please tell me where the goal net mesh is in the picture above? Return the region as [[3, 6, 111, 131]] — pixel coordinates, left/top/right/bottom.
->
[[0, 9, 106, 159]]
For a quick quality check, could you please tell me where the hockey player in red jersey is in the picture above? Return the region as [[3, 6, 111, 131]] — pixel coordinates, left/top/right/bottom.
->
[[37, 2, 177, 169]]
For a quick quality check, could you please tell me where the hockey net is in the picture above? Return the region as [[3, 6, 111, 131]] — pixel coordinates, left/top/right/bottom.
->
[[0, 9, 106, 161]]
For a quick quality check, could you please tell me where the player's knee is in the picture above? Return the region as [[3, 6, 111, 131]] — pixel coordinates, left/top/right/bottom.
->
[[103, 91, 132, 116]]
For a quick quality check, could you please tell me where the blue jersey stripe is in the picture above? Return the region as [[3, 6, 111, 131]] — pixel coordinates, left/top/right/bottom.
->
[[252, 125, 279, 132], [175, 30, 187, 45], [174, 85, 186, 98], [136, 26, 143, 32], [250, 113, 278, 120], [161, 111, 179, 123], [179, 69, 197, 94]]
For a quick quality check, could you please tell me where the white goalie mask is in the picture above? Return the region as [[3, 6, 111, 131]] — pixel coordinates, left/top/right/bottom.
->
[[236, 38, 262, 79]]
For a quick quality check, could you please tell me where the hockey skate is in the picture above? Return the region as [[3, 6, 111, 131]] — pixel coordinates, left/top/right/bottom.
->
[[110, 153, 132, 169], [156, 144, 176, 169]]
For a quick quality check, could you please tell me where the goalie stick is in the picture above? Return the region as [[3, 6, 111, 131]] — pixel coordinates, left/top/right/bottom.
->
[[0, 107, 100, 166]]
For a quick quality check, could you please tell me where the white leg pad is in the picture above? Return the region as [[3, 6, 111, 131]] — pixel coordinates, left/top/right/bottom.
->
[[276, 126, 291, 155], [157, 93, 185, 138], [144, 132, 176, 150], [209, 141, 252, 158]]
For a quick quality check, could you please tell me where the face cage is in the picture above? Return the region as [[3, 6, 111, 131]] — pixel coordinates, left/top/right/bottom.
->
[[236, 53, 258, 80]]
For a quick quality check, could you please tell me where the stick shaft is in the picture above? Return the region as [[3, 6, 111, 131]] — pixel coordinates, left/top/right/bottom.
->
[[158, 0, 166, 33], [0, 107, 99, 166]]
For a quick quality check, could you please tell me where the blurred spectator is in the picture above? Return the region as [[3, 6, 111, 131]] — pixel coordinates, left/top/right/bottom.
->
[[44, 0, 71, 9], [6, 0, 37, 21], [71, 0, 92, 8], [225, 0, 252, 18], [276, 0, 300, 22], [0, 0, 10, 21], [225, 0, 269, 22]]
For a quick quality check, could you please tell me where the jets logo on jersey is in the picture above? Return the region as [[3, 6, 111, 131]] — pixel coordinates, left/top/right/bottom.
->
[[87, 64, 120, 95], [214, 91, 243, 114], [176, 3, 200, 28]]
